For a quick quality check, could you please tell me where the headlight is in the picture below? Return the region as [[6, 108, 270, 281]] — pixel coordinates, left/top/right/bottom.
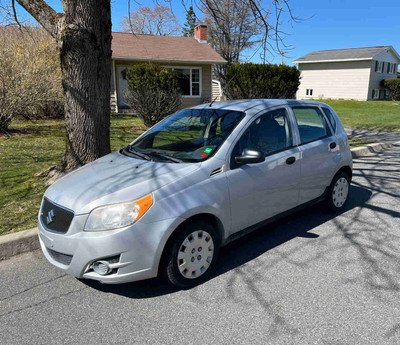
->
[[84, 194, 153, 231]]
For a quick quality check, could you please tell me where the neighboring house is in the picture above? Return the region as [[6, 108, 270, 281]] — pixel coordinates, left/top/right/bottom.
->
[[212, 79, 223, 102], [293, 46, 400, 101], [111, 25, 226, 113]]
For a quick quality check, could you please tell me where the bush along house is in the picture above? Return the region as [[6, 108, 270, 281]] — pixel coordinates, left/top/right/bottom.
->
[[110, 25, 227, 113]]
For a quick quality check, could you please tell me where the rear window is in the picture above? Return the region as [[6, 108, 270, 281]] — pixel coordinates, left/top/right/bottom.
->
[[292, 107, 331, 144], [321, 107, 337, 133]]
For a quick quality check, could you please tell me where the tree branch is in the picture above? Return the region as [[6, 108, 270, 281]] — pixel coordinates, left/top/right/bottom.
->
[[11, 0, 22, 28], [15, 0, 61, 38]]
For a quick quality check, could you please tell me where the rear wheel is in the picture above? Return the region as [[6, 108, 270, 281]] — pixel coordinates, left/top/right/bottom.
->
[[326, 171, 350, 212], [164, 220, 219, 288]]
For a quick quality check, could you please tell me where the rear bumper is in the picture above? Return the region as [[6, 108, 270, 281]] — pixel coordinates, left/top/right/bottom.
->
[[38, 214, 183, 284]]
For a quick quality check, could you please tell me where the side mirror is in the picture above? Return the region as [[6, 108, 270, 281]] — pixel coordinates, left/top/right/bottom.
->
[[235, 149, 265, 165]]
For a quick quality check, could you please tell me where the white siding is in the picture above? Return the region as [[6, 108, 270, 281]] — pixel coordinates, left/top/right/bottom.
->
[[368, 49, 399, 100], [296, 61, 372, 101], [212, 80, 222, 101]]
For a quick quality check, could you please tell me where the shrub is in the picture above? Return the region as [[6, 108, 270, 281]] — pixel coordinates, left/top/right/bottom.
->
[[0, 26, 63, 131], [125, 63, 182, 127], [384, 79, 400, 101], [225, 63, 301, 100]]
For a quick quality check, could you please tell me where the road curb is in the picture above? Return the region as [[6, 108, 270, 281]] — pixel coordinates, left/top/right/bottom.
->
[[1, 141, 399, 261], [0, 227, 39, 261], [350, 141, 399, 158]]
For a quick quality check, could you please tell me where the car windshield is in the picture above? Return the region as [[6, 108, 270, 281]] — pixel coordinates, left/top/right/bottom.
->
[[124, 108, 245, 163]]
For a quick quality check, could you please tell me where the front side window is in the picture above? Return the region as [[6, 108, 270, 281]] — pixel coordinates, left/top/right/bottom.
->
[[292, 107, 330, 144], [231, 108, 292, 167], [126, 108, 244, 162], [172, 68, 201, 96]]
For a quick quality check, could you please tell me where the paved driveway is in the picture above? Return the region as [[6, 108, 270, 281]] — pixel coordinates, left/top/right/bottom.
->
[[1, 145, 400, 345], [345, 127, 400, 143]]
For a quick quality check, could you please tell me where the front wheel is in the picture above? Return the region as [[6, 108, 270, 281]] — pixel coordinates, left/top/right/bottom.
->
[[164, 220, 219, 288], [325, 171, 350, 212]]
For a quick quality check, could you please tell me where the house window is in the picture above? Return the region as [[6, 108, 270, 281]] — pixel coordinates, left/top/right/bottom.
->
[[372, 89, 380, 99], [170, 67, 201, 97], [306, 89, 313, 96], [389, 63, 397, 74], [375, 61, 384, 73]]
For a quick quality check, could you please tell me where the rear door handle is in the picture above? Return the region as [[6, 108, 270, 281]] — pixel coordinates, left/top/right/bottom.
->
[[330, 142, 337, 149], [286, 156, 296, 165]]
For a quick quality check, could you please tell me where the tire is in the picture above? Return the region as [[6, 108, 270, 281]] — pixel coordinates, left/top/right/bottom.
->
[[325, 171, 350, 212], [164, 220, 220, 289]]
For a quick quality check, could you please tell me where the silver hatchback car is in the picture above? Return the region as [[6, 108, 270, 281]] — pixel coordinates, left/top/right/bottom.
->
[[38, 100, 352, 288]]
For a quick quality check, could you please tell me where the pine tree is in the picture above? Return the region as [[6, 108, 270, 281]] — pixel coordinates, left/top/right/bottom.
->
[[182, 6, 197, 37]]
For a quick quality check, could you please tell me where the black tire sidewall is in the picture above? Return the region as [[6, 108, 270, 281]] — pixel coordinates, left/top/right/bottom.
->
[[165, 220, 220, 288], [327, 172, 350, 212]]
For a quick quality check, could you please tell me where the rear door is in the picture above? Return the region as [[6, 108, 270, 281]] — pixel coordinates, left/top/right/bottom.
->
[[290, 106, 339, 204], [226, 107, 301, 234]]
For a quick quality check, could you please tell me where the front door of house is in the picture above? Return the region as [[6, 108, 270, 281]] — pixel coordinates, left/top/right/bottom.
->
[[116, 66, 129, 108]]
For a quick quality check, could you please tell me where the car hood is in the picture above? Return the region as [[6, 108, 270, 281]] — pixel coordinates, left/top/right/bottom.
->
[[44, 151, 200, 214]]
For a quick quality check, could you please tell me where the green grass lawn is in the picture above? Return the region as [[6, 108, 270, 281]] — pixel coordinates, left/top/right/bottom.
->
[[348, 138, 375, 148], [0, 117, 144, 236], [321, 100, 400, 132]]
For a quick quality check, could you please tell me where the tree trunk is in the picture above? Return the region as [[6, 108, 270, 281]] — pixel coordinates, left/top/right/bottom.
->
[[59, 0, 112, 171], [16, 0, 112, 173]]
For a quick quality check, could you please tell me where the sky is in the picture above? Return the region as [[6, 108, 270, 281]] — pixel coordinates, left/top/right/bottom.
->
[[13, 0, 400, 65]]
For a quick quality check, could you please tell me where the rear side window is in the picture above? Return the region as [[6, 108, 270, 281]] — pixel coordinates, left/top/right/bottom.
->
[[321, 107, 337, 133], [292, 107, 331, 145]]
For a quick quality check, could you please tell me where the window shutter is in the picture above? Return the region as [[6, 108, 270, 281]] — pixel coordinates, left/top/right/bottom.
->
[[375, 61, 378, 72], [381, 62, 384, 72], [387, 63, 390, 73]]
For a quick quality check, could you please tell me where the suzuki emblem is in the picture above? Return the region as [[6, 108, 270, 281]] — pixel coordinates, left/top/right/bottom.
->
[[46, 209, 55, 225]]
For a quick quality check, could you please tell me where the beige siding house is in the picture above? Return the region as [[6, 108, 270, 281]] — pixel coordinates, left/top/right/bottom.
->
[[110, 25, 226, 113], [293, 46, 400, 101]]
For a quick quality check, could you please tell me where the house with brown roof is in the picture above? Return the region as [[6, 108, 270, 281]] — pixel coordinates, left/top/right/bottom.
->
[[111, 25, 226, 113]]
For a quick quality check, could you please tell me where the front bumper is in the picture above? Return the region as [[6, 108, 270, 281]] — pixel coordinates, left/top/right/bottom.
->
[[38, 214, 182, 284]]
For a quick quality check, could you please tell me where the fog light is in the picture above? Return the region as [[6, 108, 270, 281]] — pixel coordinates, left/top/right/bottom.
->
[[92, 260, 111, 275]]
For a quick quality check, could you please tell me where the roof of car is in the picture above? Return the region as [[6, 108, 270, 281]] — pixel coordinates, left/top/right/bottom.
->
[[192, 99, 328, 112]]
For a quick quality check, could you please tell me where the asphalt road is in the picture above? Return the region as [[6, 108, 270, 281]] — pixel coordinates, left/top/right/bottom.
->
[[1, 144, 400, 345]]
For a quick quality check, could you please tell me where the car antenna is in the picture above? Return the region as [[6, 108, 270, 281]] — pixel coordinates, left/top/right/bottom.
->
[[209, 95, 219, 107]]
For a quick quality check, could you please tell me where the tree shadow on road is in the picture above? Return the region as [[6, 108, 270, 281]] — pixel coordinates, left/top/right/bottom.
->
[[82, 185, 372, 299]]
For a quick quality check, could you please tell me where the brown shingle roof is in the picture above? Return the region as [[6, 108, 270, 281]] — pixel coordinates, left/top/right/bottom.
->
[[112, 32, 226, 64], [293, 46, 400, 63]]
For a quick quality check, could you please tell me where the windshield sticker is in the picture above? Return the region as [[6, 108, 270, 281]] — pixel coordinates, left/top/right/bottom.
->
[[204, 148, 213, 154]]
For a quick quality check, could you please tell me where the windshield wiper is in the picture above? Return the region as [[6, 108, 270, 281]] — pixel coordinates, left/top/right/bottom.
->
[[126, 146, 152, 161], [148, 152, 184, 163]]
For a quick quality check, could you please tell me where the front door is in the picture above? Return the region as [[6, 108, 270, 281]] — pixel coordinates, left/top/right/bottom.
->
[[116, 66, 129, 108], [226, 107, 301, 235]]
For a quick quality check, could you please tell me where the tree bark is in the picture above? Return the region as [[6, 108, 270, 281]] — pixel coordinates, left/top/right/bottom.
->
[[59, 0, 112, 170], [16, 0, 112, 172]]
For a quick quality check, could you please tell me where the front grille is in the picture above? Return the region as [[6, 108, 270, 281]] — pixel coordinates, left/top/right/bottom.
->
[[47, 248, 73, 266], [40, 198, 74, 234]]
